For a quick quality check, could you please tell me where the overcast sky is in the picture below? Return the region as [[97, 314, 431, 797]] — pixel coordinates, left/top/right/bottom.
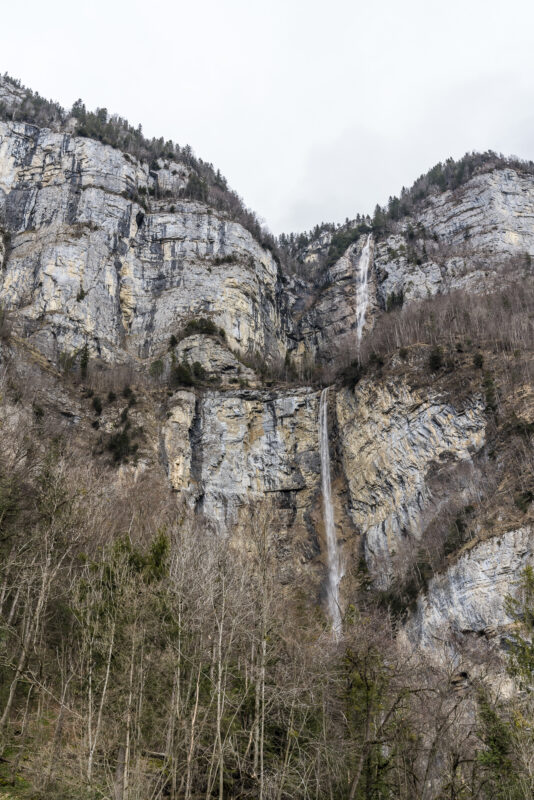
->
[[2, 0, 534, 234]]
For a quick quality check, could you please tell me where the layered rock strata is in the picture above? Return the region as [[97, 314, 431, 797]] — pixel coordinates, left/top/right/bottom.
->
[[336, 380, 486, 587], [0, 121, 287, 363]]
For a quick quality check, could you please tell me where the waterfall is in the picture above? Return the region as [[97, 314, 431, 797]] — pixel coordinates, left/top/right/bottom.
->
[[355, 233, 373, 351], [319, 387, 343, 636]]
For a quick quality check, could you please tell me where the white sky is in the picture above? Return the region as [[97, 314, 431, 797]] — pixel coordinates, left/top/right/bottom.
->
[[2, 0, 534, 234]]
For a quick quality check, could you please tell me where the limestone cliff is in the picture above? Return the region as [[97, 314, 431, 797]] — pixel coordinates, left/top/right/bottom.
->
[[292, 236, 378, 366], [0, 120, 287, 364], [336, 380, 486, 588], [161, 386, 349, 589], [408, 527, 533, 653], [294, 167, 534, 364], [2, 81, 534, 650]]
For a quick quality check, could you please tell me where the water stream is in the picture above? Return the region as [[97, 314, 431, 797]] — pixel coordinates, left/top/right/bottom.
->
[[356, 233, 373, 351], [319, 387, 343, 636]]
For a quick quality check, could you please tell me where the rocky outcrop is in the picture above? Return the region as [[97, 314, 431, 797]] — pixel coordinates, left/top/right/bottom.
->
[[336, 381, 486, 587], [373, 169, 534, 310], [293, 236, 378, 366], [417, 169, 534, 254], [173, 334, 258, 387], [300, 230, 333, 267], [159, 378, 489, 598], [161, 390, 197, 492], [0, 121, 288, 364], [373, 233, 514, 310], [161, 386, 358, 588], [292, 169, 534, 345], [409, 527, 534, 651], [0, 79, 27, 115], [163, 387, 319, 517]]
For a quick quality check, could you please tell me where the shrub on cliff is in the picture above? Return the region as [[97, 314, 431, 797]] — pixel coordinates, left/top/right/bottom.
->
[[182, 317, 218, 337], [0, 305, 11, 341], [192, 361, 206, 380], [170, 361, 194, 387], [80, 343, 89, 379], [340, 360, 363, 389], [150, 359, 164, 380], [213, 254, 235, 265], [428, 346, 443, 372], [107, 427, 138, 463], [386, 290, 404, 311]]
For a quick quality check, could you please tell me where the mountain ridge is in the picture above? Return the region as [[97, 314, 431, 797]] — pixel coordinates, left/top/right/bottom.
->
[[3, 71, 534, 253], [2, 72, 534, 800]]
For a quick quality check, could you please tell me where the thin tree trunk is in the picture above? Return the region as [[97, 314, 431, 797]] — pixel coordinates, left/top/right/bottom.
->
[[88, 618, 115, 783], [114, 746, 126, 800], [44, 670, 73, 789], [122, 628, 137, 800], [275, 698, 296, 800], [10, 684, 33, 784], [0, 600, 33, 736], [259, 634, 266, 800], [185, 665, 201, 800]]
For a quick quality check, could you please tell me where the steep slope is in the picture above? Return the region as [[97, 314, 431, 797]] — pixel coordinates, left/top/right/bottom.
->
[[1, 76, 534, 654], [4, 76, 534, 800], [0, 121, 287, 364], [337, 380, 486, 589], [409, 527, 532, 652], [289, 166, 534, 366]]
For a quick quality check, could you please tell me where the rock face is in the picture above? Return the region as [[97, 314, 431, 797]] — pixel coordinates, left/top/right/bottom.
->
[[417, 169, 534, 254], [173, 334, 258, 387], [373, 170, 534, 310], [163, 388, 321, 524], [293, 237, 378, 366], [2, 112, 534, 374], [0, 79, 27, 114], [373, 233, 512, 310], [336, 380, 486, 587], [3, 90, 534, 641], [159, 378, 489, 597], [0, 121, 287, 364], [162, 386, 337, 586], [409, 527, 534, 651], [293, 169, 534, 365], [161, 390, 197, 492]]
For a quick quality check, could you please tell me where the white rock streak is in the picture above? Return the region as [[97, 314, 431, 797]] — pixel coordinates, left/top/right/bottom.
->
[[319, 387, 343, 635]]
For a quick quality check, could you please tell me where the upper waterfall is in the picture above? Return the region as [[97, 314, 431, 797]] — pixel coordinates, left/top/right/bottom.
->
[[355, 233, 373, 351]]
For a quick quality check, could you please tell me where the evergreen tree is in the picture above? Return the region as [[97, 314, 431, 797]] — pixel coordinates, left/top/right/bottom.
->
[[505, 566, 534, 688]]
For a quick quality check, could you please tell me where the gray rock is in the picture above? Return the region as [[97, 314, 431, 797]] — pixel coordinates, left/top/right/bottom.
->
[[0, 121, 288, 365], [409, 527, 534, 650], [336, 381, 486, 587]]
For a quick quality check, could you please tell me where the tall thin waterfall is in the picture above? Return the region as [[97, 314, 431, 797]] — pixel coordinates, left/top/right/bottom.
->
[[356, 233, 373, 351], [319, 387, 343, 636]]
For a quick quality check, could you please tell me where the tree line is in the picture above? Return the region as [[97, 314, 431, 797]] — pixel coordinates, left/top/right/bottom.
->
[[278, 151, 534, 276], [0, 74, 280, 262]]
